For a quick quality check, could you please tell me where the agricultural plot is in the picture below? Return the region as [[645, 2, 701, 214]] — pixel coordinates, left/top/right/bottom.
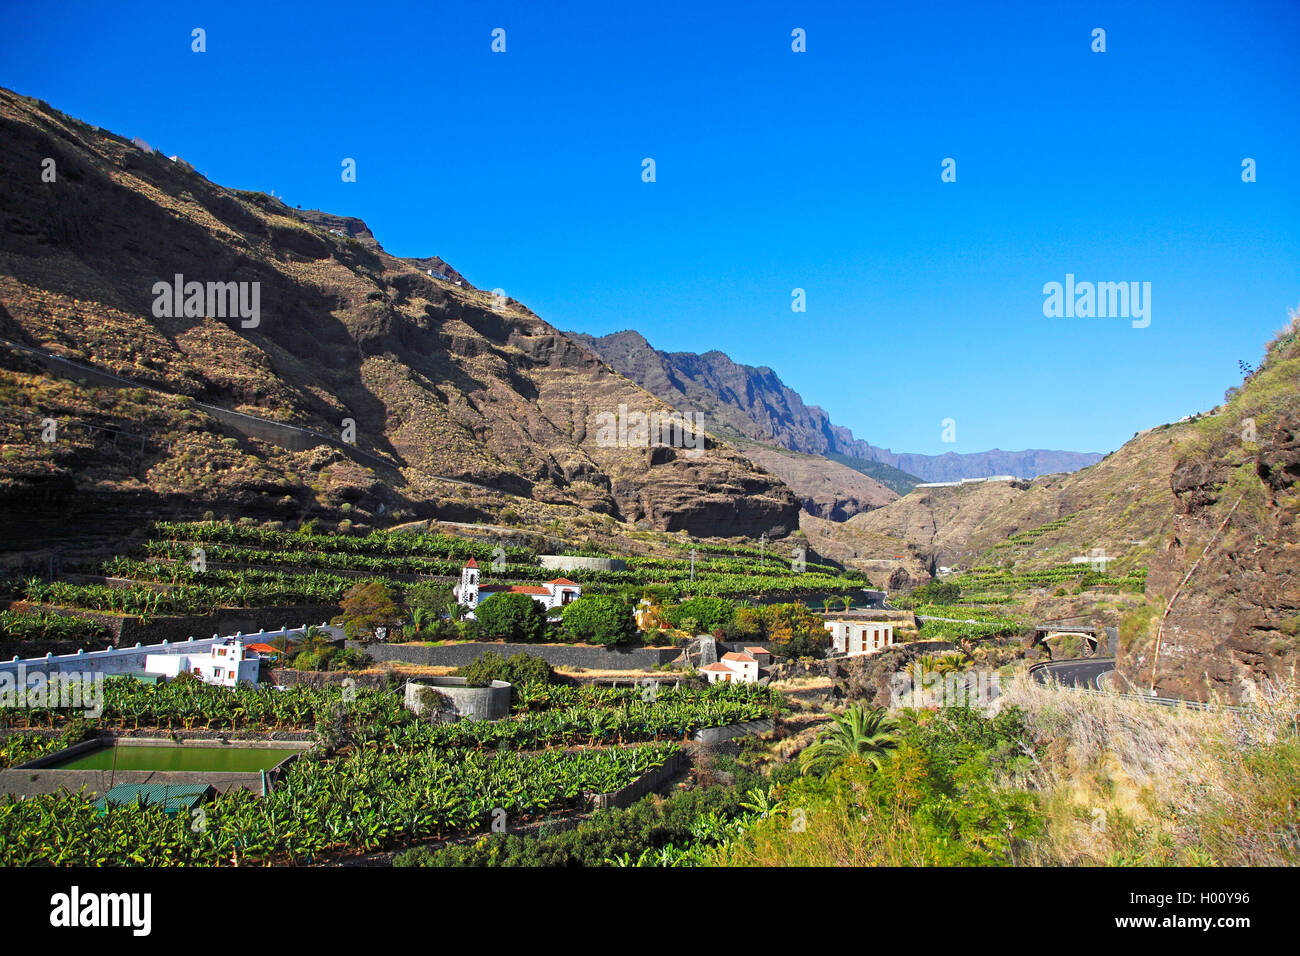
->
[[0, 744, 681, 866], [0, 680, 780, 865], [7, 521, 872, 624], [947, 564, 1146, 596]]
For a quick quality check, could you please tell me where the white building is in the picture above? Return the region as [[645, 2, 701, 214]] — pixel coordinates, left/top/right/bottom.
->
[[453, 559, 581, 616], [824, 619, 896, 657], [144, 640, 259, 687], [701, 649, 766, 684]]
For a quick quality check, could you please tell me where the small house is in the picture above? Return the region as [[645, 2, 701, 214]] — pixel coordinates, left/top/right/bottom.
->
[[824, 620, 896, 657]]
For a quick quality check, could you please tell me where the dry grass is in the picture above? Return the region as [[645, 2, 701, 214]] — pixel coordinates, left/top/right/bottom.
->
[[997, 671, 1300, 865]]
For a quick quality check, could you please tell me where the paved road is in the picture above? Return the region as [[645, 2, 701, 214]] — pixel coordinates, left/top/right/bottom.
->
[[1030, 657, 1115, 690]]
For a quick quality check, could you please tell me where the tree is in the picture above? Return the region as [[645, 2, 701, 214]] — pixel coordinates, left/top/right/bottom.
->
[[406, 581, 454, 617], [799, 705, 900, 776], [335, 581, 400, 642], [734, 606, 763, 638], [762, 602, 826, 656], [474, 592, 550, 643], [561, 596, 637, 646]]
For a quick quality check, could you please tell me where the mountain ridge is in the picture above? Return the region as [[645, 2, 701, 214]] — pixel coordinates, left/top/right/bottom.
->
[[567, 329, 1104, 482]]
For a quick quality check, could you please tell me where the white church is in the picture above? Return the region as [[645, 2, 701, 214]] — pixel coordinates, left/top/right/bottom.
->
[[454, 558, 581, 617]]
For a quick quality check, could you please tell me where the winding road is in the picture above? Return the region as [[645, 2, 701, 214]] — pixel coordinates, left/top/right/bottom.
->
[[1030, 657, 1115, 690]]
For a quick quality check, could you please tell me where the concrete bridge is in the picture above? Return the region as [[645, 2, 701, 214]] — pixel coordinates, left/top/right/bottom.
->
[[1032, 622, 1113, 657]]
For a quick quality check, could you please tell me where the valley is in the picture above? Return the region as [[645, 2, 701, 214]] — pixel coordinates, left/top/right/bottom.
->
[[0, 80, 1296, 878]]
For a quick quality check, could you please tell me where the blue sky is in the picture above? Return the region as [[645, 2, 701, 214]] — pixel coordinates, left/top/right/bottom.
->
[[3, 0, 1298, 456]]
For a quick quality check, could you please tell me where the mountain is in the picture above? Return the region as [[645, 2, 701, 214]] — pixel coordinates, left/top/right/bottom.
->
[[567, 330, 1104, 481], [0, 88, 799, 543]]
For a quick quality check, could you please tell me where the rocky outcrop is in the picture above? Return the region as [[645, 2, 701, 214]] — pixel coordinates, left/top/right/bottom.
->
[[736, 443, 897, 520]]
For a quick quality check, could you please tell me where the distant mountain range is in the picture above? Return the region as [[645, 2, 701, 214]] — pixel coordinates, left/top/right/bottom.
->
[[568, 330, 1104, 482]]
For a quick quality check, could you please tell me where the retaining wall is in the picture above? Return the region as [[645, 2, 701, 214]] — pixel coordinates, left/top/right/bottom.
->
[[0, 623, 344, 679], [586, 747, 688, 809], [353, 640, 681, 672], [692, 718, 775, 744]]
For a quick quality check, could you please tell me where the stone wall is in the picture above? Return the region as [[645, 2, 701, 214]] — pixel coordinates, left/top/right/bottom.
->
[[353, 640, 681, 672], [693, 718, 775, 744]]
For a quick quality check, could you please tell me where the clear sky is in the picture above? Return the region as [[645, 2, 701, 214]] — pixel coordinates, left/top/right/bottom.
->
[[3, 0, 1297, 456]]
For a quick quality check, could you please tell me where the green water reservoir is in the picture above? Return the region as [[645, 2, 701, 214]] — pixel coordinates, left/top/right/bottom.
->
[[50, 744, 299, 772]]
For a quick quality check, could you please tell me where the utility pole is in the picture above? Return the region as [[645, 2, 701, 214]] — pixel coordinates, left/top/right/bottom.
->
[[690, 549, 695, 585]]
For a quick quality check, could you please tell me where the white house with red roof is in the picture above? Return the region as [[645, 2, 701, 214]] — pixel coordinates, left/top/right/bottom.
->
[[701, 648, 767, 684], [453, 559, 581, 617]]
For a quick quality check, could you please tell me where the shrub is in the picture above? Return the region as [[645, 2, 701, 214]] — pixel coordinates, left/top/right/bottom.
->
[[908, 579, 962, 605], [455, 651, 554, 688], [560, 596, 637, 646], [664, 596, 736, 633], [474, 592, 550, 642]]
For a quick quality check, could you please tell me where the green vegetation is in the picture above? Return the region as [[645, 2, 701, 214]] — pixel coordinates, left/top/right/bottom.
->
[[798, 705, 900, 775], [455, 651, 555, 688], [0, 733, 64, 769], [0, 743, 680, 866], [0, 609, 111, 643], [474, 592, 550, 643], [560, 596, 637, 646]]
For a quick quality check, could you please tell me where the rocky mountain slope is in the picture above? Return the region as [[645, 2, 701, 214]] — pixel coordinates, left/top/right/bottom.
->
[[569, 329, 1104, 481], [733, 440, 898, 521], [0, 88, 798, 543]]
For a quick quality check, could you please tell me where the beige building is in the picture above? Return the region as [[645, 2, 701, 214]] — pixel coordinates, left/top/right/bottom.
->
[[824, 619, 896, 657]]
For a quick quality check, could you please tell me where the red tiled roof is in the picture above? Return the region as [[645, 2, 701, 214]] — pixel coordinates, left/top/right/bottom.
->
[[722, 652, 756, 663], [744, 646, 771, 655], [464, 558, 478, 568], [701, 663, 732, 672], [547, 578, 579, 586]]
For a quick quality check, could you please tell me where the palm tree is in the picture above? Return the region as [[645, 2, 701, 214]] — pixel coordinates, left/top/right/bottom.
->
[[840, 595, 853, 612], [934, 653, 968, 674], [821, 597, 834, 614], [799, 704, 900, 776]]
